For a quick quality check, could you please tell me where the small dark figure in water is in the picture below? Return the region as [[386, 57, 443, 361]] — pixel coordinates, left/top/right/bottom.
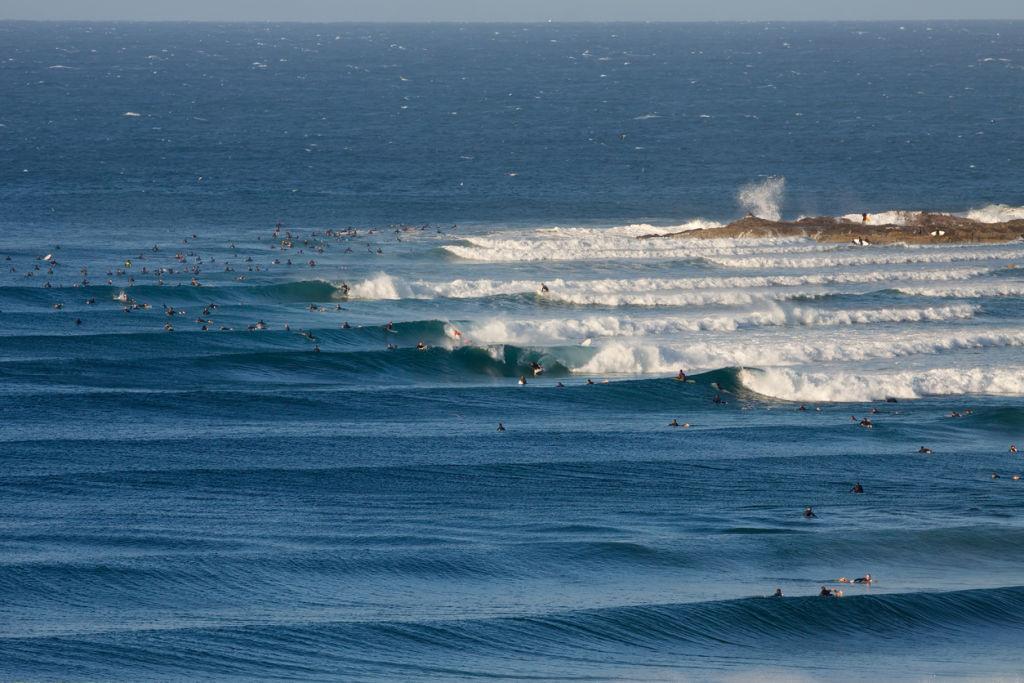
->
[[772, 588, 783, 597], [918, 446, 933, 454], [803, 506, 817, 518], [819, 586, 833, 597], [859, 418, 873, 428], [497, 422, 506, 432], [851, 482, 864, 494], [669, 419, 680, 427]]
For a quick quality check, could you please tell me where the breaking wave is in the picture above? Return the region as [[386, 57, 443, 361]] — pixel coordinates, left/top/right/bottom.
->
[[739, 366, 1024, 402]]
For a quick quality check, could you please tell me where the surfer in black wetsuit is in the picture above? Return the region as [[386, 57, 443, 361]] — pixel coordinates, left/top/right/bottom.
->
[[497, 422, 506, 432], [416, 341, 426, 351], [669, 419, 680, 427], [918, 446, 933, 454], [819, 586, 832, 597], [540, 283, 549, 293], [803, 506, 817, 518], [851, 482, 864, 494], [772, 588, 783, 597]]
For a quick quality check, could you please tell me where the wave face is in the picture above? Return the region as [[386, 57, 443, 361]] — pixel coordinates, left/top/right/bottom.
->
[[6, 20, 1024, 683]]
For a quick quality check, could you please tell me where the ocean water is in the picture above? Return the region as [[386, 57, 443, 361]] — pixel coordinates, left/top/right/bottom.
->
[[2, 21, 1024, 681]]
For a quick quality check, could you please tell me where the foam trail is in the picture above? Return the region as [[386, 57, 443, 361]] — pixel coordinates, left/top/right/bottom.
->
[[895, 284, 1024, 298], [346, 268, 995, 301], [573, 330, 1024, 375], [739, 366, 1024, 402], [738, 177, 785, 221], [709, 248, 1024, 269], [464, 305, 981, 343]]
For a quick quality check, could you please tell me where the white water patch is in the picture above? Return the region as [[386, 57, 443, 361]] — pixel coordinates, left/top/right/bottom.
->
[[464, 305, 979, 343], [345, 267, 997, 301], [346, 273, 414, 300], [838, 204, 1024, 226], [738, 177, 785, 221], [709, 247, 1024, 270], [739, 366, 1024, 402], [542, 288, 826, 308], [572, 330, 1024, 375], [840, 210, 920, 226], [965, 204, 1024, 223], [894, 284, 1024, 298], [437, 221, 885, 264]]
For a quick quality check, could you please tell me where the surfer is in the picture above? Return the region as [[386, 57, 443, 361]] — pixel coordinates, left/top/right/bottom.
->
[[1010, 444, 1018, 454], [556, 382, 565, 388], [713, 394, 722, 404], [853, 574, 872, 584], [803, 506, 817, 518], [851, 482, 864, 494], [676, 369, 686, 381], [497, 422, 506, 432], [416, 341, 426, 351], [918, 446, 933, 454], [518, 375, 527, 385], [669, 419, 680, 427], [819, 586, 833, 597], [530, 361, 543, 376], [540, 283, 549, 293], [859, 418, 873, 428], [772, 588, 783, 597], [586, 379, 594, 385]]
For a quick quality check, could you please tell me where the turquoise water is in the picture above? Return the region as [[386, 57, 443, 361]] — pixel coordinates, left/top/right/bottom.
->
[[2, 21, 1024, 680]]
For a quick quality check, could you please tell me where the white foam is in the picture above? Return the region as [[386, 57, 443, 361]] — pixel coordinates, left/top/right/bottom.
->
[[464, 305, 979, 343], [895, 284, 1024, 298], [739, 366, 1024, 402], [709, 247, 1024, 270], [839, 210, 920, 226], [572, 330, 1024, 375], [346, 267, 995, 302], [965, 204, 1024, 223]]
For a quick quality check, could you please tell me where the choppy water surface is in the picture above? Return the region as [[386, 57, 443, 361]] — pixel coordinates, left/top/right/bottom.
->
[[1, 21, 1024, 681]]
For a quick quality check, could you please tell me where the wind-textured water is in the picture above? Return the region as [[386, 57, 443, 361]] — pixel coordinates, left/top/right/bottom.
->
[[2, 21, 1024, 681]]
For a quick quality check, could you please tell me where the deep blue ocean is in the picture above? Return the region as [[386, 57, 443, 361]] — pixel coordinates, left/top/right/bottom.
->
[[2, 21, 1024, 681]]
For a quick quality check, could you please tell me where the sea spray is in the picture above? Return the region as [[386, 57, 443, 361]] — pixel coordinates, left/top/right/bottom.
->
[[738, 177, 786, 221]]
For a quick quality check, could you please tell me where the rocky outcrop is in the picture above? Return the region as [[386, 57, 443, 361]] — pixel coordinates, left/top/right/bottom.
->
[[640, 213, 1024, 245]]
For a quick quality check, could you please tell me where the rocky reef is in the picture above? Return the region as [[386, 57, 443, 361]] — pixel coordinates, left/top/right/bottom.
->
[[641, 213, 1024, 245]]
